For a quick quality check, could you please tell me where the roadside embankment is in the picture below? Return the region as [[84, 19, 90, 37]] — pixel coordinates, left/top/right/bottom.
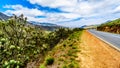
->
[[77, 30, 120, 68]]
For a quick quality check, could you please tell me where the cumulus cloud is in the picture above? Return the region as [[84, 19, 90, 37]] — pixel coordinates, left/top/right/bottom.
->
[[3, 4, 81, 23], [4, 5, 45, 21], [114, 5, 120, 13], [27, 0, 120, 15], [4, 5, 44, 16], [3, 0, 120, 27], [28, 0, 76, 8]]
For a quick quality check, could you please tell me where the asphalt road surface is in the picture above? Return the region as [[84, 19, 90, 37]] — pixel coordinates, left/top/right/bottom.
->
[[88, 30, 120, 49]]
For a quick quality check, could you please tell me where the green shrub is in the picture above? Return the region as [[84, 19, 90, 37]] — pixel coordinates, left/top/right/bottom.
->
[[45, 56, 54, 65], [39, 64, 46, 68], [67, 50, 73, 56], [68, 62, 79, 68], [72, 46, 77, 49], [68, 63, 74, 68], [63, 44, 66, 47], [58, 58, 64, 61], [3, 60, 21, 68], [0, 38, 7, 45], [62, 65, 67, 68]]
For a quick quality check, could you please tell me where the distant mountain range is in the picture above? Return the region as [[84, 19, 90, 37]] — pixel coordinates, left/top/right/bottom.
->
[[80, 25, 97, 29], [29, 21, 62, 31], [0, 12, 61, 31], [0, 12, 9, 20], [29, 21, 58, 26]]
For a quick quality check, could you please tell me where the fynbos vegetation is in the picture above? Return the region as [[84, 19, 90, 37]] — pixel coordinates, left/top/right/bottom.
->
[[40, 29, 83, 68], [0, 14, 83, 68], [97, 18, 120, 34]]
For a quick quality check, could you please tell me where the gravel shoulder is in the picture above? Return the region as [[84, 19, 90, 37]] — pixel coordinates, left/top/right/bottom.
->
[[77, 30, 120, 68]]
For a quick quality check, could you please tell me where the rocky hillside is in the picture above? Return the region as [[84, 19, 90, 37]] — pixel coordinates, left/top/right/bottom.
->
[[97, 18, 120, 34]]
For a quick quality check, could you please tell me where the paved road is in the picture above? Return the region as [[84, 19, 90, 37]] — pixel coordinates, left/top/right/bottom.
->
[[88, 30, 120, 50]]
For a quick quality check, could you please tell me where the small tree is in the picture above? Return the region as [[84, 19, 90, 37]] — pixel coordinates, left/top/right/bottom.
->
[[1, 14, 27, 46]]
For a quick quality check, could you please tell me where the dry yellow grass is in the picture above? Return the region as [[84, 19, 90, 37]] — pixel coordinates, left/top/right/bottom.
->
[[77, 30, 120, 68]]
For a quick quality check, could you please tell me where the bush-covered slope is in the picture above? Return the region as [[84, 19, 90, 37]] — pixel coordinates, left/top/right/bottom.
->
[[39, 29, 83, 68], [97, 18, 120, 34], [0, 14, 83, 68]]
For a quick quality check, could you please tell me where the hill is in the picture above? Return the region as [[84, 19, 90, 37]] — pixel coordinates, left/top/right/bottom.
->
[[29, 21, 62, 31], [81, 25, 97, 29], [97, 18, 120, 34], [0, 12, 9, 20], [0, 14, 83, 68]]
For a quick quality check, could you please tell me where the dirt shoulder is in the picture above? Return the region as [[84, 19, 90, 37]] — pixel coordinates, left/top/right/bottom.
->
[[77, 30, 120, 68]]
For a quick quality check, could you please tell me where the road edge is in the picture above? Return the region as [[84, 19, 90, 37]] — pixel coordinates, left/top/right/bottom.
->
[[87, 30, 120, 52]]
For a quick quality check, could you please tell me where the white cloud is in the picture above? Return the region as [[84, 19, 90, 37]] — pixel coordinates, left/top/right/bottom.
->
[[3, 0, 120, 27], [39, 13, 80, 23], [4, 5, 44, 17], [114, 5, 120, 13], [4, 4, 82, 23], [3, 5, 75, 22], [4, 5, 47, 22], [28, 0, 76, 8], [27, 0, 120, 17], [58, 13, 120, 27]]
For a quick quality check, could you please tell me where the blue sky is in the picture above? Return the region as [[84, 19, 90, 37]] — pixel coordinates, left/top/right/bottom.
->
[[0, 0, 120, 27]]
